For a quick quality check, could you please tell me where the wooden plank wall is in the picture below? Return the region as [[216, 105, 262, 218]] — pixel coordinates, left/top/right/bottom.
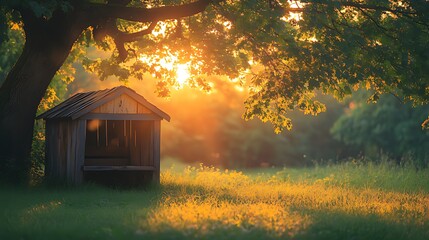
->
[[91, 94, 152, 114], [59, 120, 72, 184], [45, 119, 86, 185], [141, 122, 153, 167], [152, 120, 161, 184], [74, 120, 86, 184], [130, 121, 154, 167], [45, 120, 68, 183], [59, 123, 66, 180], [46, 117, 161, 186], [45, 120, 60, 181], [65, 120, 74, 183]]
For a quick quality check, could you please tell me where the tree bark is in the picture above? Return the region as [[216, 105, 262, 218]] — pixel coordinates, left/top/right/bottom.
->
[[0, 9, 85, 184]]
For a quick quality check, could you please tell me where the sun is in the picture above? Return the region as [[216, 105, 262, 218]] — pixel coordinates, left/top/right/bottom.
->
[[139, 51, 192, 89], [175, 64, 190, 87]]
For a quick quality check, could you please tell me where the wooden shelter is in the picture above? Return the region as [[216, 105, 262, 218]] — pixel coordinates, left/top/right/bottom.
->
[[37, 86, 170, 187]]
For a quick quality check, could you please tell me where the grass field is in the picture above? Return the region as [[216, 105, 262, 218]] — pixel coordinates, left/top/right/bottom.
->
[[1, 162, 428, 239]]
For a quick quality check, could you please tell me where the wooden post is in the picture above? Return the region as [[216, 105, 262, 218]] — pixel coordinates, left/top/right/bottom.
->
[[96, 120, 99, 147], [59, 121, 67, 181], [152, 120, 161, 185], [74, 120, 86, 184], [66, 120, 74, 184], [105, 120, 108, 147]]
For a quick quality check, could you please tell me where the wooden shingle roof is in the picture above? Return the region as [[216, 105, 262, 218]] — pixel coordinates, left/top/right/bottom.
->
[[37, 86, 170, 121]]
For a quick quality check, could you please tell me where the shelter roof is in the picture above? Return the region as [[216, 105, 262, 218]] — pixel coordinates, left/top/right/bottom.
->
[[37, 86, 170, 121]]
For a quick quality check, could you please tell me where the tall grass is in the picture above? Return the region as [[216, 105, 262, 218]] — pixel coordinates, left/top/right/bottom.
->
[[1, 162, 428, 239], [274, 161, 429, 193]]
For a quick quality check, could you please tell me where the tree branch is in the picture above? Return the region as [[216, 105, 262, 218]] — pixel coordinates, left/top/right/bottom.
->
[[86, 0, 222, 24], [276, 2, 418, 15], [356, 7, 397, 40], [112, 21, 159, 61], [86, 0, 222, 61], [118, 21, 159, 42], [339, 2, 417, 16]]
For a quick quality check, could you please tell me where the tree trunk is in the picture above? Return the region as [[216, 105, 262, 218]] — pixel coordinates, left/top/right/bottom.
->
[[0, 10, 85, 184]]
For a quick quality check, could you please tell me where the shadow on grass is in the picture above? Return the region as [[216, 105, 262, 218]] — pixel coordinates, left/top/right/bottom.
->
[[0, 183, 165, 240]]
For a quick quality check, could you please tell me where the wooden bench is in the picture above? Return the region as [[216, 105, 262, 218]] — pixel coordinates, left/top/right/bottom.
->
[[82, 166, 155, 171]]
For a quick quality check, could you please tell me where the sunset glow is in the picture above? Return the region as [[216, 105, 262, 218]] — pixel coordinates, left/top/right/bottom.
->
[[175, 63, 191, 87], [139, 51, 192, 88]]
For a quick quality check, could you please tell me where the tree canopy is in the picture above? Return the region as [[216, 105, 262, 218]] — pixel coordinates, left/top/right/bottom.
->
[[2, 0, 428, 128], [0, 0, 428, 183], [331, 91, 429, 166]]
